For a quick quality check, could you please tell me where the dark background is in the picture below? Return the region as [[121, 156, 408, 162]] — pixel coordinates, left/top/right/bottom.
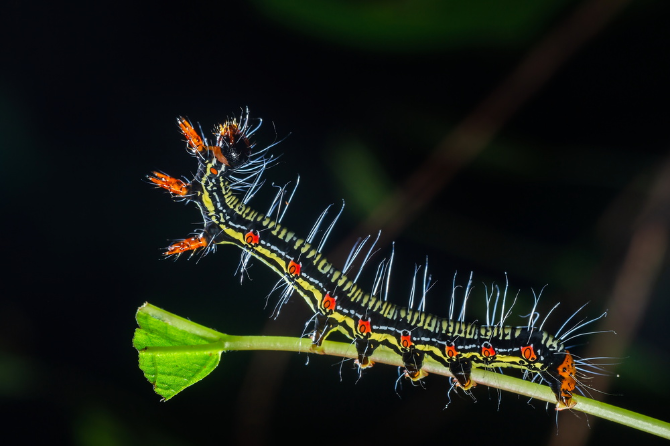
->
[[2, 1, 669, 445]]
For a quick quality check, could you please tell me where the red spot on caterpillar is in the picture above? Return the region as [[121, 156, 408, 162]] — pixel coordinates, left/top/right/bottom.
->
[[520, 345, 537, 362], [165, 236, 207, 255], [149, 172, 189, 196], [555, 351, 578, 411], [481, 342, 496, 358], [210, 167, 219, 175], [357, 318, 371, 335], [245, 231, 259, 245], [288, 260, 301, 276], [445, 343, 459, 358], [322, 293, 336, 312], [400, 332, 412, 349]]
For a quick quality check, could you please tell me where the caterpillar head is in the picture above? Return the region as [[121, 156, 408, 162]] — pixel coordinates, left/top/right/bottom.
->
[[213, 117, 253, 168], [177, 108, 257, 171]]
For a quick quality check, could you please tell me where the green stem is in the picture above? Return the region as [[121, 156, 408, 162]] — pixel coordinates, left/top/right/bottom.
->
[[134, 303, 670, 439]]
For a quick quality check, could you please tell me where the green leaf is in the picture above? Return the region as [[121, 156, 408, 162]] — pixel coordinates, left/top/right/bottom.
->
[[133, 303, 227, 401]]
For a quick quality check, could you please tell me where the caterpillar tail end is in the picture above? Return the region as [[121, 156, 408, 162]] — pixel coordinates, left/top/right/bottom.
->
[[555, 397, 577, 411], [149, 172, 190, 196], [551, 350, 578, 411]]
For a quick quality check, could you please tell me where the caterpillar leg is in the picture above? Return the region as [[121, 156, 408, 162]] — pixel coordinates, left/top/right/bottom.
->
[[148, 172, 190, 196], [352, 316, 379, 369], [310, 313, 337, 347], [448, 358, 475, 390], [354, 338, 378, 369], [402, 347, 428, 381], [397, 331, 427, 380], [309, 292, 341, 352]]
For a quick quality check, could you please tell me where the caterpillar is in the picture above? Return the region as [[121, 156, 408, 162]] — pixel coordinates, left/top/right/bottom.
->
[[149, 108, 607, 411]]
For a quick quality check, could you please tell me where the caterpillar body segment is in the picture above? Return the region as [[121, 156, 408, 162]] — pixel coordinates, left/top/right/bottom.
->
[[151, 110, 598, 411]]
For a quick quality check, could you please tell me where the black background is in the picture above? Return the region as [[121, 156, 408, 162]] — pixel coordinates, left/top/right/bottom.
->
[[2, 1, 670, 445]]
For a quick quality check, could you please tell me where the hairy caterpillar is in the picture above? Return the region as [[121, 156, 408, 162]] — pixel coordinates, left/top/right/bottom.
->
[[149, 108, 607, 410]]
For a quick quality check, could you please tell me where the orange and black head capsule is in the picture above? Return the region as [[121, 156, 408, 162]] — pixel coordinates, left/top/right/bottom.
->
[[216, 120, 252, 168]]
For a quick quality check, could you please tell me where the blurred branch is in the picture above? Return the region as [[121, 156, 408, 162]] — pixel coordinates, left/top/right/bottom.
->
[[332, 0, 633, 261]]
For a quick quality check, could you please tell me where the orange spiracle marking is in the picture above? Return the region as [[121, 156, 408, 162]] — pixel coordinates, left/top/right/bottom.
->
[[481, 342, 496, 358], [165, 236, 207, 256], [520, 345, 537, 362], [244, 231, 260, 245], [555, 350, 578, 411], [322, 293, 336, 313], [149, 172, 189, 196], [445, 343, 459, 358], [400, 332, 413, 349], [288, 260, 301, 276], [357, 318, 371, 335]]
